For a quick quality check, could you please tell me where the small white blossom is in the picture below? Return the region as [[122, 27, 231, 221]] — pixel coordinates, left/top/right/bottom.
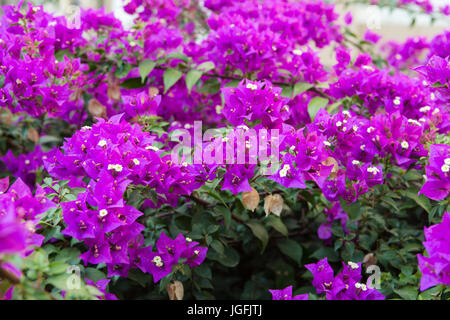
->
[[367, 127, 375, 133], [133, 158, 140, 165], [367, 166, 380, 174], [419, 106, 431, 113], [401, 141, 409, 149], [99, 209, 108, 217], [279, 164, 291, 178], [246, 83, 258, 90], [98, 139, 107, 147], [442, 164, 450, 173], [146, 145, 159, 151], [407, 119, 421, 126], [108, 164, 123, 172], [352, 160, 360, 165]]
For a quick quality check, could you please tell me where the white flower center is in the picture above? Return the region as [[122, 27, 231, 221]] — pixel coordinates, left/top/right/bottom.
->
[[133, 158, 140, 165], [367, 166, 380, 174], [407, 119, 421, 126], [442, 164, 450, 173], [401, 141, 409, 149], [146, 145, 159, 151], [98, 139, 107, 147], [108, 164, 123, 172], [279, 164, 291, 178], [246, 83, 258, 90], [99, 209, 108, 217], [419, 106, 431, 113]]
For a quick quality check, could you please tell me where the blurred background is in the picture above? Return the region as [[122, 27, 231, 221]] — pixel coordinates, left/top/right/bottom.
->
[[0, 0, 448, 36], [0, 0, 448, 64], [0, 0, 447, 35]]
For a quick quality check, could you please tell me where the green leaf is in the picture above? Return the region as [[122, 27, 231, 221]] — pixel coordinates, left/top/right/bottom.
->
[[265, 215, 288, 236], [121, 77, 145, 89], [185, 70, 203, 93], [197, 61, 215, 73], [211, 239, 225, 255], [280, 85, 292, 98], [246, 220, 269, 253], [224, 79, 240, 87], [163, 68, 183, 93], [308, 97, 328, 121], [197, 78, 221, 94], [54, 248, 81, 264], [48, 261, 68, 276], [293, 82, 313, 97], [311, 247, 339, 262], [193, 264, 212, 280], [208, 246, 240, 267], [394, 287, 418, 300], [277, 239, 303, 265], [214, 206, 231, 229], [115, 63, 132, 78], [165, 52, 190, 63], [401, 188, 432, 214], [139, 59, 156, 82], [85, 268, 106, 283]]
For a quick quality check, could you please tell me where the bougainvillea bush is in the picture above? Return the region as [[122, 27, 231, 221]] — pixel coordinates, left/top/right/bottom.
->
[[0, 0, 449, 300]]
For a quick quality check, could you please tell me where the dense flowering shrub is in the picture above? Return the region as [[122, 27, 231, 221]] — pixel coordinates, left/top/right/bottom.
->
[[0, 0, 448, 301]]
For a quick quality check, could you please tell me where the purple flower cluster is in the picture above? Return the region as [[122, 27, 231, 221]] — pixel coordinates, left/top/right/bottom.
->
[[417, 212, 450, 291], [222, 79, 290, 128], [269, 285, 308, 300], [383, 36, 429, 69], [0, 177, 53, 256], [305, 258, 385, 300], [201, 0, 337, 80], [419, 144, 450, 201], [1, 146, 50, 188], [0, 3, 87, 123], [44, 114, 207, 280]]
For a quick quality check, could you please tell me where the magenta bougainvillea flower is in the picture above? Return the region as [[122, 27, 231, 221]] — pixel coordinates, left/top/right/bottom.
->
[[417, 212, 450, 291], [305, 258, 385, 300], [419, 144, 450, 201], [0, 177, 52, 256], [269, 286, 308, 300]]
